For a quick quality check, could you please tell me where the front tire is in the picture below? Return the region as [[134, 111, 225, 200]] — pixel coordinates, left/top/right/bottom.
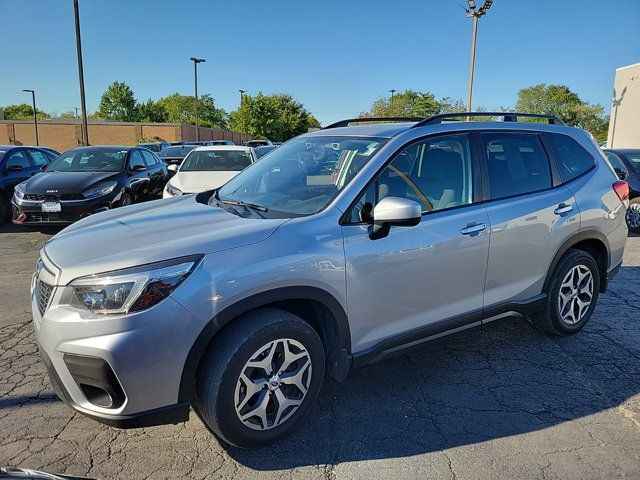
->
[[195, 308, 325, 448], [626, 197, 640, 234], [0, 196, 9, 224], [532, 249, 600, 335], [118, 192, 133, 208]]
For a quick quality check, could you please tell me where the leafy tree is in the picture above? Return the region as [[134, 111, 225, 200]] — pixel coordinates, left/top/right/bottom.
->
[[516, 84, 609, 141], [361, 90, 444, 118], [2, 103, 50, 120], [96, 81, 139, 121], [138, 98, 167, 123], [229, 93, 319, 142], [156, 93, 227, 129], [57, 111, 79, 119]]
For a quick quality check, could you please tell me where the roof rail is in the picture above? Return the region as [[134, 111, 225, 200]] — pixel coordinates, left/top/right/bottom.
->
[[323, 117, 422, 129], [411, 112, 565, 128]]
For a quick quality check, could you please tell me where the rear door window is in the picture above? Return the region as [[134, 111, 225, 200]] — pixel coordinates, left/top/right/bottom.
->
[[545, 133, 595, 182], [481, 133, 552, 200], [141, 150, 158, 166]]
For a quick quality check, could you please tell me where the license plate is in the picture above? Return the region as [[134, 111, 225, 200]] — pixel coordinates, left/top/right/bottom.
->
[[41, 201, 61, 212]]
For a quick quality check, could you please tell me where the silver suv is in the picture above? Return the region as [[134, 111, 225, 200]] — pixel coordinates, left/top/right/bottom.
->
[[32, 113, 629, 448]]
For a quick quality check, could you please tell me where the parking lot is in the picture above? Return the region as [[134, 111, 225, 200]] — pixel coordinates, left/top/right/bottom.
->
[[0, 224, 639, 479]]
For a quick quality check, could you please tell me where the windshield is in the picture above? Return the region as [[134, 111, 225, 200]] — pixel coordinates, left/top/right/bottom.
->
[[140, 143, 162, 152], [181, 150, 253, 172], [217, 136, 386, 216], [159, 146, 196, 158], [623, 154, 640, 171], [46, 148, 127, 172]]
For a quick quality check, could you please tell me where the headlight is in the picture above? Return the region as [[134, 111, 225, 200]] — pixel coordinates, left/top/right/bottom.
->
[[83, 181, 118, 199], [165, 182, 183, 196], [14, 181, 27, 200], [65, 255, 202, 314]]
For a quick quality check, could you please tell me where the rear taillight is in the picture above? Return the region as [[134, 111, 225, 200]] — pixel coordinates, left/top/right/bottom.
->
[[613, 180, 630, 207]]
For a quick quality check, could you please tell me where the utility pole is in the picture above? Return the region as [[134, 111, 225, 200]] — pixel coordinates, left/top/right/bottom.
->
[[239, 89, 246, 133], [74, 0, 89, 145], [388, 89, 397, 112], [22, 89, 38, 146], [190, 57, 206, 141], [464, 0, 494, 113]]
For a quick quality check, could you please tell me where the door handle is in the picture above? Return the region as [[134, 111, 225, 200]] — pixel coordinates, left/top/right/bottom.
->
[[554, 203, 573, 215], [460, 222, 487, 236]]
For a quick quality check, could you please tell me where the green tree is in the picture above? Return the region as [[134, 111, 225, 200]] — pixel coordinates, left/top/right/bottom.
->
[[57, 111, 78, 119], [516, 84, 609, 141], [361, 90, 445, 118], [229, 93, 318, 142], [156, 93, 227, 129], [96, 81, 139, 121], [2, 103, 50, 120], [138, 98, 168, 123]]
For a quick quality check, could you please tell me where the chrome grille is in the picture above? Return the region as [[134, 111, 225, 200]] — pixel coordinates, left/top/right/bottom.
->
[[36, 281, 54, 315]]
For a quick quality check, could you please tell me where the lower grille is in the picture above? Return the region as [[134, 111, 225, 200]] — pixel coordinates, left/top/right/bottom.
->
[[28, 212, 82, 223], [36, 281, 54, 315]]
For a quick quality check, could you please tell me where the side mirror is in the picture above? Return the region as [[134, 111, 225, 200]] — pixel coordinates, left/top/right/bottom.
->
[[167, 164, 178, 172], [614, 168, 628, 180], [5, 164, 23, 174], [130, 164, 146, 172], [40, 165, 47, 172], [369, 197, 422, 240]]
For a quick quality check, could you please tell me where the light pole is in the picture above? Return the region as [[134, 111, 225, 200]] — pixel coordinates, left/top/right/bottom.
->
[[22, 89, 38, 146], [74, 107, 80, 118], [464, 0, 493, 113], [239, 89, 246, 133], [388, 89, 397, 113], [190, 57, 206, 141], [74, 0, 89, 145]]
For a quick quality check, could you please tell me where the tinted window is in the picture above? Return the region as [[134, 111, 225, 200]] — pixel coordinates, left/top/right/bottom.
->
[[622, 153, 640, 171], [158, 146, 196, 158], [605, 152, 628, 174], [5, 150, 31, 170], [181, 150, 253, 172], [28, 149, 50, 166], [546, 133, 594, 182], [349, 134, 473, 222], [483, 133, 552, 199], [141, 150, 158, 166], [129, 151, 146, 169]]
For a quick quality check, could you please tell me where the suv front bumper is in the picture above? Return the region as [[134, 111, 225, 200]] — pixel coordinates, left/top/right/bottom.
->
[[32, 271, 205, 428]]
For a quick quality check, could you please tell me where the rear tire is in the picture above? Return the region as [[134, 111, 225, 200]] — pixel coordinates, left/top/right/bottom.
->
[[195, 308, 325, 448], [626, 197, 640, 234], [532, 249, 600, 335]]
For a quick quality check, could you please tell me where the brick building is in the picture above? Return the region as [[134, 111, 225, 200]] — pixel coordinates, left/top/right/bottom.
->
[[0, 119, 251, 152]]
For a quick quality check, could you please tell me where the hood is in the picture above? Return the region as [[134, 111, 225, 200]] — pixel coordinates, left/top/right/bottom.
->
[[24, 171, 120, 194], [44, 195, 288, 284], [171, 171, 240, 193]]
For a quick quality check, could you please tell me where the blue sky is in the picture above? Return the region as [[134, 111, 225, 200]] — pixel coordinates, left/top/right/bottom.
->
[[1, 0, 638, 125]]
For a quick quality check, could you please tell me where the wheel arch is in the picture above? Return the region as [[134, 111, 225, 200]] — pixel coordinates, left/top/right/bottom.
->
[[178, 286, 351, 403], [544, 231, 610, 294]]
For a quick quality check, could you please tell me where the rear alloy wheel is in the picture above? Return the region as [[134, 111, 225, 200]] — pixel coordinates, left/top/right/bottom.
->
[[195, 308, 324, 448], [626, 198, 640, 233], [532, 249, 600, 335]]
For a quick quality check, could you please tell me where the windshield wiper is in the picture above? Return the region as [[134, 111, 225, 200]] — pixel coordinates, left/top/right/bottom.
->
[[220, 198, 268, 218]]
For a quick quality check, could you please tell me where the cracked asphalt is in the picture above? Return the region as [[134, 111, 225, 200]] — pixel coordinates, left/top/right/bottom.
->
[[1, 223, 640, 479]]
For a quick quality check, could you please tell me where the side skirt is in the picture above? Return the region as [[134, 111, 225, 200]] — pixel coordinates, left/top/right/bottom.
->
[[351, 293, 547, 369]]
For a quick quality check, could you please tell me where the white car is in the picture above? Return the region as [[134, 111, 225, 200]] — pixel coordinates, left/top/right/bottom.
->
[[163, 146, 256, 198]]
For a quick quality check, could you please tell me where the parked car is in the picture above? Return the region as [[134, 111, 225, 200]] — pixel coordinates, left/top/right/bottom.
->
[[603, 149, 640, 232], [12, 146, 167, 225], [31, 113, 627, 448], [39, 147, 61, 158], [254, 145, 277, 159], [0, 146, 57, 223], [208, 140, 236, 146], [157, 145, 197, 165], [138, 141, 170, 152], [244, 139, 273, 147], [163, 146, 256, 198]]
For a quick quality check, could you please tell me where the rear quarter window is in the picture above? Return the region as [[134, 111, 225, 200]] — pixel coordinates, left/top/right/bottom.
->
[[545, 133, 595, 183]]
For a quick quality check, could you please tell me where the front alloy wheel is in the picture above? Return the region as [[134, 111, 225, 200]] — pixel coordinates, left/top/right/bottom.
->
[[235, 338, 312, 430]]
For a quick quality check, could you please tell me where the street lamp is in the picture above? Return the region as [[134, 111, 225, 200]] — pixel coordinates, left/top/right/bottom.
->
[[464, 0, 494, 113], [22, 89, 38, 146], [189, 57, 206, 141], [388, 89, 397, 112], [239, 89, 246, 133], [73, 0, 89, 145]]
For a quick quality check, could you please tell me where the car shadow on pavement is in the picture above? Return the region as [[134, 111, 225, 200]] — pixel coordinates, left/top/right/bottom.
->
[[226, 266, 640, 470], [0, 393, 60, 410], [0, 224, 64, 235]]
